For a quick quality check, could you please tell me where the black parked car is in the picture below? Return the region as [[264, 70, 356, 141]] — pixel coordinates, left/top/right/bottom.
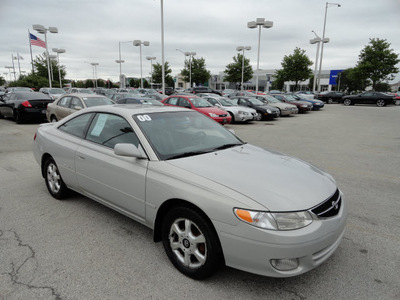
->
[[192, 86, 222, 96], [315, 91, 346, 104], [0, 92, 52, 123], [229, 96, 280, 120], [342, 92, 396, 107]]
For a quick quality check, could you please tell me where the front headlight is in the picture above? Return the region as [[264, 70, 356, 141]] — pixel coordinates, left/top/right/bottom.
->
[[266, 109, 272, 114], [238, 111, 249, 115], [209, 113, 218, 117], [234, 208, 313, 230], [302, 104, 308, 107]]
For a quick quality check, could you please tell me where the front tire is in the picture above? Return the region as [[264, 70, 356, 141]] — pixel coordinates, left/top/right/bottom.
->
[[255, 112, 262, 121], [50, 115, 58, 122], [44, 157, 70, 199], [161, 206, 223, 279], [376, 99, 386, 107], [343, 99, 352, 106]]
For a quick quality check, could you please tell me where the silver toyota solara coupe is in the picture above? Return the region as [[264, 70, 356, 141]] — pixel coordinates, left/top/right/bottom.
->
[[33, 104, 347, 279]]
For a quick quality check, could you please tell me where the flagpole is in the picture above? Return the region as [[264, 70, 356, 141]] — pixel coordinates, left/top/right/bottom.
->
[[17, 53, 22, 77], [11, 54, 16, 81], [28, 29, 35, 74]]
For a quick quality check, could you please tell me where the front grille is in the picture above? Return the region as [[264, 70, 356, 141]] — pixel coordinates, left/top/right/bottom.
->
[[219, 114, 228, 117], [310, 189, 341, 219]]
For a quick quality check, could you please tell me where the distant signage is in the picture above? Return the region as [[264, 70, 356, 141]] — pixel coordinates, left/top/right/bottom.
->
[[329, 70, 344, 85]]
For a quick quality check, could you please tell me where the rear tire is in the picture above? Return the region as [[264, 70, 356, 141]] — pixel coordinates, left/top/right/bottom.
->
[[44, 157, 70, 199], [14, 111, 23, 124], [343, 99, 352, 106], [327, 98, 333, 104]]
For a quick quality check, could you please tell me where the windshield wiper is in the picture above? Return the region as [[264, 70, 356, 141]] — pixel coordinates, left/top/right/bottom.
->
[[211, 143, 243, 151], [167, 151, 209, 160]]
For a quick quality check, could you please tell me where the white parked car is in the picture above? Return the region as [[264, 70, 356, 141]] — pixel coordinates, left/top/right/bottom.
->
[[33, 105, 347, 279], [202, 95, 257, 122]]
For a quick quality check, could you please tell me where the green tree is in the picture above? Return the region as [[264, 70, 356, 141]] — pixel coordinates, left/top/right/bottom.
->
[[223, 54, 253, 88], [33, 53, 66, 87], [152, 62, 173, 86], [181, 57, 211, 86], [337, 68, 369, 93], [0, 76, 6, 86], [356, 38, 399, 90], [276, 47, 313, 91], [271, 70, 285, 91]]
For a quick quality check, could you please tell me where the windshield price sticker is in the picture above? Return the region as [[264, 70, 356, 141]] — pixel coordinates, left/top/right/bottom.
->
[[137, 115, 152, 121]]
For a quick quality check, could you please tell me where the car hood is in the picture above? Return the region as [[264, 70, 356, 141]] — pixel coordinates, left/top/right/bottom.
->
[[167, 144, 337, 211], [195, 106, 228, 114]]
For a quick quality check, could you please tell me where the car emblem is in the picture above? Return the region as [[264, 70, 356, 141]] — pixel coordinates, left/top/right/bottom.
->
[[332, 199, 340, 210]]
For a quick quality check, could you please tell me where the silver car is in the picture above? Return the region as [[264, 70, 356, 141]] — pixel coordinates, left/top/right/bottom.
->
[[33, 105, 347, 279], [203, 96, 256, 122]]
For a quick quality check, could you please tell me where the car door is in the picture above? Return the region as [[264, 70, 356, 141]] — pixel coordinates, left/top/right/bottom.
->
[[360, 92, 373, 104], [55, 96, 72, 120], [0, 93, 15, 117], [75, 112, 148, 221]]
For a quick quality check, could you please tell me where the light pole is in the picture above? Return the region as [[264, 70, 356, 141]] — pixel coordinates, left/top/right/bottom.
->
[[247, 18, 273, 94], [317, 2, 341, 92], [91, 63, 99, 88], [146, 56, 156, 89], [236, 46, 251, 91], [133, 40, 150, 88], [184, 52, 196, 88], [32, 24, 58, 88], [310, 31, 329, 93], [117, 41, 133, 88], [52, 48, 65, 88], [5, 66, 13, 82]]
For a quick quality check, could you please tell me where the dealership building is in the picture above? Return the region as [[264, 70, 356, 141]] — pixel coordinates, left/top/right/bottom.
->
[[175, 69, 345, 92]]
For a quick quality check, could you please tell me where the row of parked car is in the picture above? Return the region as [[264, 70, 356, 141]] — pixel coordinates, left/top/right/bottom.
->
[[0, 85, 327, 125], [1, 86, 398, 125]]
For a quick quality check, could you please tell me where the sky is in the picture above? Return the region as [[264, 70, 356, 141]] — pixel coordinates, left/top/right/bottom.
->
[[1, 0, 399, 84]]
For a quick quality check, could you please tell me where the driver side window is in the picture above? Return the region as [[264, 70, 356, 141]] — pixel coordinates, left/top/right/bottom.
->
[[86, 113, 140, 149]]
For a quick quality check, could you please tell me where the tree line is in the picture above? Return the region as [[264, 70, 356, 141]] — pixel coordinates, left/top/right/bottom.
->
[[2, 38, 398, 93]]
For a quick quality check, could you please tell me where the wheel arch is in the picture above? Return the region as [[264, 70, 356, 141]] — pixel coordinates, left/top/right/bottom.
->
[[40, 153, 53, 178], [153, 198, 220, 250]]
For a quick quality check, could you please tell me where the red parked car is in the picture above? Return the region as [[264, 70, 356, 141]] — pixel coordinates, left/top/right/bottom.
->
[[162, 95, 232, 124]]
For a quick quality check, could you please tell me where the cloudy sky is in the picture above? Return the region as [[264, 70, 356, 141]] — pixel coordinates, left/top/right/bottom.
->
[[1, 0, 399, 84]]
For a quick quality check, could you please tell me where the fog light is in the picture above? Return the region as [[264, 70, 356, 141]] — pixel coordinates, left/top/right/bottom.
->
[[270, 258, 299, 271]]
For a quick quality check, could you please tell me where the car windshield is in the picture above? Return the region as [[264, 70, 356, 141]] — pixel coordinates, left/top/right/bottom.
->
[[189, 97, 213, 108], [217, 97, 234, 106], [79, 89, 94, 94], [133, 111, 243, 160], [49, 88, 65, 94], [82, 97, 114, 107], [247, 98, 265, 105], [265, 96, 281, 103], [284, 95, 297, 101]]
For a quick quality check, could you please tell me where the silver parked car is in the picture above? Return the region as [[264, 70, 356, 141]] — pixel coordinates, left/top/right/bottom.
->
[[33, 105, 347, 279], [203, 95, 256, 122]]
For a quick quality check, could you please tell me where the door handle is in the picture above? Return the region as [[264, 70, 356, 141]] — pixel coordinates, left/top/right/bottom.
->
[[77, 155, 85, 160]]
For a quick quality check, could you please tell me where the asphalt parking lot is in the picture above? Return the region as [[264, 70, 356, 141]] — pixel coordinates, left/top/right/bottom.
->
[[1, 104, 399, 300]]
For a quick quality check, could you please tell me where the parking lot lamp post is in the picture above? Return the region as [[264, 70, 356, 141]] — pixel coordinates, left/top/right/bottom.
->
[[52, 48, 65, 88], [133, 40, 150, 88], [146, 56, 156, 89], [317, 2, 341, 92], [32, 24, 58, 88], [310, 32, 329, 93], [247, 18, 273, 94], [5, 66, 13, 82], [236, 46, 251, 91], [90, 63, 99, 88], [184, 52, 196, 88]]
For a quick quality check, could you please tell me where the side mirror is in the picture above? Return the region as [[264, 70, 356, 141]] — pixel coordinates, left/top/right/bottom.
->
[[114, 143, 146, 159]]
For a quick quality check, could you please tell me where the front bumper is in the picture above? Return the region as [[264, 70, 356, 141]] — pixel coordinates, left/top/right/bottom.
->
[[214, 194, 347, 277]]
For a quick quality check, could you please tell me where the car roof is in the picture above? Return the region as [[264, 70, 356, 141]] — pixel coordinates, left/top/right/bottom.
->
[[63, 93, 108, 98], [73, 104, 189, 116]]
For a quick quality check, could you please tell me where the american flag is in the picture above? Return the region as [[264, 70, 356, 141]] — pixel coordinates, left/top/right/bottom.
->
[[30, 33, 46, 48]]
